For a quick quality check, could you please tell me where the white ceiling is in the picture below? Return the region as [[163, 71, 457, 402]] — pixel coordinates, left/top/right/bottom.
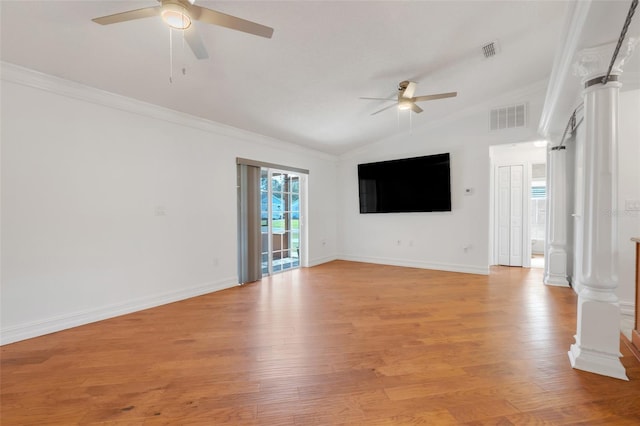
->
[[0, 1, 575, 154]]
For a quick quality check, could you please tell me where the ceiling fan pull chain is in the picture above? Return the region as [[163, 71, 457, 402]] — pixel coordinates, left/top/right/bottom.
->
[[181, 25, 187, 76], [169, 28, 174, 83], [409, 109, 413, 133], [91, 2, 273, 66]]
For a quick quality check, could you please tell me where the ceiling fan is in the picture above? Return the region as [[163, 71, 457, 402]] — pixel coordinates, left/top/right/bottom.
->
[[91, 0, 274, 60], [362, 81, 457, 115]]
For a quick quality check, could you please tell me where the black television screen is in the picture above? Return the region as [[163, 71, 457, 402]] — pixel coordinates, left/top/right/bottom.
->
[[358, 153, 451, 213]]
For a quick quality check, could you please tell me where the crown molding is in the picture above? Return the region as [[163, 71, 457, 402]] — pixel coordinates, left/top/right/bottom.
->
[[0, 61, 338, 163]]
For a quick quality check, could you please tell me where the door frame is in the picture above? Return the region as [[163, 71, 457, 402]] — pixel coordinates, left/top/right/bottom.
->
[[260, 167, 307, 276], [490, 160, 532, 268]]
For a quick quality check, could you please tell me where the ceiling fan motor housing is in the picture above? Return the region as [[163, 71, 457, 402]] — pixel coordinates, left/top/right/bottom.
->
[[161, 1, 192, 29]]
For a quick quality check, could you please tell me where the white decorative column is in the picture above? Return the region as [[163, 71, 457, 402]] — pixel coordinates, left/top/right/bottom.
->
[[568, 39, 637, 380], [544, 142, 570, 287]]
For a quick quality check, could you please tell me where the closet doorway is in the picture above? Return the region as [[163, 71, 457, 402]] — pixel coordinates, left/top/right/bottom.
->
[[497, 165, 524, 266], [489, 142, 547, 269]]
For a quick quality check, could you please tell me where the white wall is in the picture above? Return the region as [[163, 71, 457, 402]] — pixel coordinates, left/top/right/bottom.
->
[[0, 68, 553, 344], [489, 143, 547, 167], [0, 65, 339, 344], [617, 89, 640, 318], [337, 83, 547, 275]]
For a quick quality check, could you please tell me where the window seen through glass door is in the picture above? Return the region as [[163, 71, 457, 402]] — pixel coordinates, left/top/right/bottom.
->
[[260, 169, 301, 275]]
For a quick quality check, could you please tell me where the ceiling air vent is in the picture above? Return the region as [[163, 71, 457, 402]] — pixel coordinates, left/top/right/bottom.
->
[[481, 40, 500, 59], [490, 103, 527, 131]]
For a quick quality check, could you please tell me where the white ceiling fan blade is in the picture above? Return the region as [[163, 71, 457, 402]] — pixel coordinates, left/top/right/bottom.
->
[[359, 97, 396, 101], [371, 104, 398, 116], [413, 92, 458, 102], [92, 6, 160, 25], [410, 103, 423, 114], [184, 26, 209, 59], [402, 81, 417, 99], [189, 5, 274, 38]]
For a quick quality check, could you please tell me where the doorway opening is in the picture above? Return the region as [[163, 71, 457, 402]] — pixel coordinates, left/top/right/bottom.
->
[[530, 163, 546, 269], [237, 158, 308, 284], [489, 142, 547, 269], [260, 168, 302, 275]]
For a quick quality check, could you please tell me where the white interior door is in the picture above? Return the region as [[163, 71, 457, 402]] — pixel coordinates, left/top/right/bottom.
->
[[509, 166, 523, 266], [497, 165, 524, 266], [498, 167, 511, 265]]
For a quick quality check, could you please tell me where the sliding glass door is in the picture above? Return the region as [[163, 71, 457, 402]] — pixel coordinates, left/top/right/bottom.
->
[[261, 169, 302, 275]]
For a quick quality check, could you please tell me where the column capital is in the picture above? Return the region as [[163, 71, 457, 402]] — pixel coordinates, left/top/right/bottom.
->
[[546, 132, 564, 147], [573, 38, 639, 83]]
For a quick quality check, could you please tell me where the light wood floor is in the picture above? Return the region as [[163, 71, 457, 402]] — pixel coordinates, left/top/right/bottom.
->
[[2, 261, 640, 425]]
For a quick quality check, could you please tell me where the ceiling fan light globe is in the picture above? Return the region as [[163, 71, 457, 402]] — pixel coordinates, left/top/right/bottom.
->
[[161, 4, 191, 29], [398, 101, 412, 111]]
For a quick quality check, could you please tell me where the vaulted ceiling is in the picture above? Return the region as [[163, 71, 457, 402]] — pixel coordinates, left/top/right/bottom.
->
[[1, 1, 635, 154]]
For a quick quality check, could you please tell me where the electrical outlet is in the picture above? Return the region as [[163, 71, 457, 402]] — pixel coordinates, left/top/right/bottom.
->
[[625, 199, 640, 211]]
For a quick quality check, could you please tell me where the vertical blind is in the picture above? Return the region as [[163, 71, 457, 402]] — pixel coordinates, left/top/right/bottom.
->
[[237, 158, 308, 284], [237, 164, 262, 284]]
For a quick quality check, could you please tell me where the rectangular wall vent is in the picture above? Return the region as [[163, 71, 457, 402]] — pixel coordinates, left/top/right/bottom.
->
[[490, 103, 527, 131]]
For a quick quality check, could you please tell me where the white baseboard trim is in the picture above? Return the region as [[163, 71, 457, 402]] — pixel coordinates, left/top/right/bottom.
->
[[0, 277, 238, 345], [337, 255, 489, 275], [620, 300, 635, 319], [620, 300, 635, 339], [307, 255, 338, 268]]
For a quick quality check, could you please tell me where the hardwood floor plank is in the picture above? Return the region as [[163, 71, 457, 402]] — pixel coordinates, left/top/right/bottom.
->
[[347, 408, 460, 425], [447, 398, 520, 423], [2, 261, 640, 424]]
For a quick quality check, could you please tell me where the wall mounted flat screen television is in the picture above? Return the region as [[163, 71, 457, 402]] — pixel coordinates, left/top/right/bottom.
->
[[358, 153, 451, 213]]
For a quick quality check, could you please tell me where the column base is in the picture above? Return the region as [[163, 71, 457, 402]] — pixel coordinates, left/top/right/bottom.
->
[[568, 294, 628, 380], [568, 342, 628, 380], [544, 247, 569, 287], [544, 273, 570, 287]]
